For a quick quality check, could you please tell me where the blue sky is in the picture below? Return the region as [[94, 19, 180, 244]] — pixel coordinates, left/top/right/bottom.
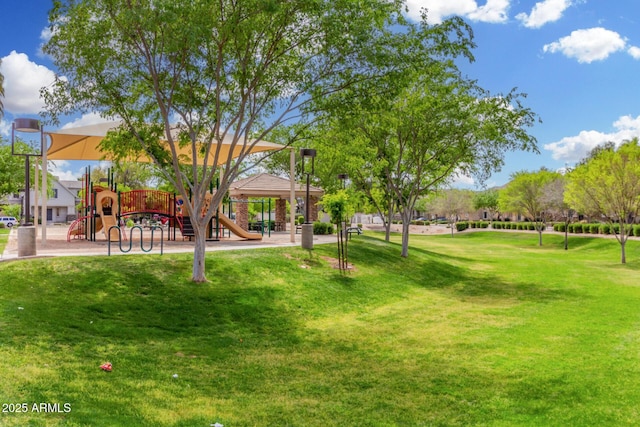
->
[[1, 0, 640, 186]]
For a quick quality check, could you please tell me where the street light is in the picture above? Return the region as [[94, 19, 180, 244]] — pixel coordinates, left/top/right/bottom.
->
[[300, 148, 316, 249], [12, 118, 43, 226], [12, 118, 43, 257]]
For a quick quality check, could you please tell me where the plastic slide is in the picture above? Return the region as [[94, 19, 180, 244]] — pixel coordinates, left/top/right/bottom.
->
[[217, 212, 262, 240], [101, 213, 121, 241]]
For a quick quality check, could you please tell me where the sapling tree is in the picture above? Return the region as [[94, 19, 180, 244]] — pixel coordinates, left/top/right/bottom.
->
[[322, 190, 353, 272]]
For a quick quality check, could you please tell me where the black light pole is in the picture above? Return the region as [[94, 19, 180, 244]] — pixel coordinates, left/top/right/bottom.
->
[[300, 148, 316, 249], [12, 118, 43, 226], [12, 118, 43, 258]]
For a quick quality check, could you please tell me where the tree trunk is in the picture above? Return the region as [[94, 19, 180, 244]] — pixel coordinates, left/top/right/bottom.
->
[[401, 212, 411, 258], [384, 198, 394, 242], [192, 222, 208, 282], [621, 239, 627, 264], [401, 222, 410, 257]]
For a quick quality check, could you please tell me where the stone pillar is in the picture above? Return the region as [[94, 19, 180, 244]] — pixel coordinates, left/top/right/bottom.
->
[[301, 223, 314, 249], [309, 195, 319, 221], [276, 199, 287, 230], [18, 226, 37, 257], [236, 197, 249, 231]]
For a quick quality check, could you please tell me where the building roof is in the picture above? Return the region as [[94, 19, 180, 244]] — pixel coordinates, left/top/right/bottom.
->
[[229, 173, 324, 199]]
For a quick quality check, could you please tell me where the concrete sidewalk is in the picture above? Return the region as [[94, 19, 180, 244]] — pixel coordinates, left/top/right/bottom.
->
[[1, 224, 336, 261]]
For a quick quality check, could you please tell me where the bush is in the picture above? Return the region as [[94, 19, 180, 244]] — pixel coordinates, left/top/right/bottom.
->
[[0, 223, 5, 229], [297, 216, 305, 225], [589, 224, 600, 234], [599, 223, 611, 235], [313, 222, 333, 235], [528, 223, 536, 230], [456, 221, 469, 232], [572, 223, 583, 233], [555, 223, 565, 232]]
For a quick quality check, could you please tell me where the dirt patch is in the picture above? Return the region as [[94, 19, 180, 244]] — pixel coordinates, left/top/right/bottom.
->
[[320, 255, 356, 271]]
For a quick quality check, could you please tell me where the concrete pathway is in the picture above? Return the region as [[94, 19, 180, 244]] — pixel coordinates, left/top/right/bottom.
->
[[1, 224, 336, 261]]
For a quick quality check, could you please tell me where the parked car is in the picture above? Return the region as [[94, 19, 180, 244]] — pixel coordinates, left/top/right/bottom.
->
[[0, 216, 17, 227]]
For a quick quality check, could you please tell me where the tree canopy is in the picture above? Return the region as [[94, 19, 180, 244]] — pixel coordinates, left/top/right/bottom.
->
[[565, 138, 640, 263], [499, 169, 562, 246], [43, 0, 406, 281]]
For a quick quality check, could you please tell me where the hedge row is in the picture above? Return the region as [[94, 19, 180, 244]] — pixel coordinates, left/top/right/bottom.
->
[[552, 222, 640, 236], [491, 221, 538, 231], [456, 221, 491, 231]]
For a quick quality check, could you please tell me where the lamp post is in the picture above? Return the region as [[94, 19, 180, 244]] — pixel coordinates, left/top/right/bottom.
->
[[12, 118, 43, 257], [300, 148, 316, 250]]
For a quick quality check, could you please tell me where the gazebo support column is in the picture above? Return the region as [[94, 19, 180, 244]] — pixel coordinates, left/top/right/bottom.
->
[[276, 199, 287, 231], [236, 197, 249, 231], [309, 195, 319, 222]]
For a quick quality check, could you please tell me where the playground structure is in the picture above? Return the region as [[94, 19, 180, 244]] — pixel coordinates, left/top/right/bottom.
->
[[67, 168, 268, 243]]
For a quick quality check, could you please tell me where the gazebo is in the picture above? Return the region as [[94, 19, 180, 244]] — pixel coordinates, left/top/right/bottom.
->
[[229, 173, 324, 232]]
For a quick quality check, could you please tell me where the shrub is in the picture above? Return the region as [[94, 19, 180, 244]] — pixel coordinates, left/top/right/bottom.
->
[[599, 223, 611, 235], [478, 221, 489, 229], [589, 224, 600, 234], [313, 222, 333, 235], [554, 223, 565, 232], [456, 221, 469, 232], [0, 223, 5, 229], [528, 223, 536, 230], [297, 216, 305, 225]]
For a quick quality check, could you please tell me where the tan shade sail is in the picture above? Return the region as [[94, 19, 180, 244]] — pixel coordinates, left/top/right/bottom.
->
[[45, 121, 283, 165]]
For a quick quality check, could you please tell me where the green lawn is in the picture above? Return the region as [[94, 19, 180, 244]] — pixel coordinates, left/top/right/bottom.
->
[[0, 228, 9, 254], [1, 231, 640, 426]]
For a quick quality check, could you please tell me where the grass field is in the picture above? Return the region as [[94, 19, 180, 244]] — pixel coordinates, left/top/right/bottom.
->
[[1, 231, 640, 426], [0, 228, 9, 254]]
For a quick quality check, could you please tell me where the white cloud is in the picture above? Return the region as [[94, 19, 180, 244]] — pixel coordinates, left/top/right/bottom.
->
[[0, 51, 57, 115], [48, 160, 81, 181], [516, 0, 573, 29], [544, 114, 640, 162], [543, 27, 628, 63], [628, 46, 640, 60], [37, 26, 54, 58], [405, 0, 509, 24], [0, 119, 11, 137], [61, 112, 113, 129]]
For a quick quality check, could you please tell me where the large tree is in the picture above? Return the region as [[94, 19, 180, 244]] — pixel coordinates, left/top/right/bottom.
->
[[43, 0, 404, 282], [565, 139, 640, 263], [499, 169, 563, 246], [311, 15, 538, 257]]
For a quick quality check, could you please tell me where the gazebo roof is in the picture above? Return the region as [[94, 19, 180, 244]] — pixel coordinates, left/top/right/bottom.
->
[[229, 173, 324, 199]]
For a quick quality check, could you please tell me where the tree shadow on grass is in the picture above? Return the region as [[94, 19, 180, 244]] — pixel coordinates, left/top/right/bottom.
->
[[348, 236, 583, 306]]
